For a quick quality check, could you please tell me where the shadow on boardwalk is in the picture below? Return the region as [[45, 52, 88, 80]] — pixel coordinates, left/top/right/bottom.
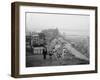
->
[[26, 54, 89, 67]]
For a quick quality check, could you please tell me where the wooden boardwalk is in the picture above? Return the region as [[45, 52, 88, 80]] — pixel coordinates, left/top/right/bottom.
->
[[64, 43, 89, 61]]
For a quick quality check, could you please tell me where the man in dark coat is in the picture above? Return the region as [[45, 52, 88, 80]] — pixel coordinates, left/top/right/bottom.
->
[[42, 46, 47, 60]]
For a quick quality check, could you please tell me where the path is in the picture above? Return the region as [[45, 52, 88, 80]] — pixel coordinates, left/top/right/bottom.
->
[[64, 43, 89, 61]]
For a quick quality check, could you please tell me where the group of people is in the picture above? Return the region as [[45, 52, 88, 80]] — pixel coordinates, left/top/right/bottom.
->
[[42, 45, 66, 65], [42, 46, 53, 60]]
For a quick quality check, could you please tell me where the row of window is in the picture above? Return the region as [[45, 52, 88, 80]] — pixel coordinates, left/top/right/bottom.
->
[[33, 47, 44, 54]]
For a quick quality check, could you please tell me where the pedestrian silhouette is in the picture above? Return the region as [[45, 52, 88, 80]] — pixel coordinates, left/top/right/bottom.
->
[[42, 46, 47, 60]]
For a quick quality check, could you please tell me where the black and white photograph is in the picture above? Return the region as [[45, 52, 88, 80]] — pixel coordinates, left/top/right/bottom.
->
[[26, 12, 90, 67], [11, 2, 97, 77]]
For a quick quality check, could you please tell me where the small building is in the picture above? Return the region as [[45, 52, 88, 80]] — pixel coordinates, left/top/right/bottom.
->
[[31, 32, 46, 55]]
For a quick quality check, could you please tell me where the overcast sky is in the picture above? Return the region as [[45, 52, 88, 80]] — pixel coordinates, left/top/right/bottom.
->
[[26, 12, 90, 36]]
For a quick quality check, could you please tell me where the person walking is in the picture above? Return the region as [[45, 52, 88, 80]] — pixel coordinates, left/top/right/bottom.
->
[[42, 46, 47, 60]]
